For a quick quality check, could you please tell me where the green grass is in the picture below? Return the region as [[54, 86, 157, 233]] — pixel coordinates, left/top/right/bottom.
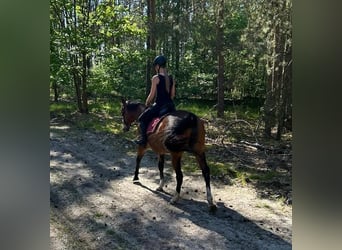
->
[[175, 100, 215, 118], [181, 153, 237, 178], [50, 101, 77, 115], [198, 151, 283, 186], [50, 98, 263, 153], [50, 99, 127, 134], [248, 170, 280, 181], [88, 100, 120, 114], [181, 154, 199, 173], [209, 161, 236, 177], [50, 98, 261, 136], [225, 105, 261, 121], [181, 152, 238, 178]]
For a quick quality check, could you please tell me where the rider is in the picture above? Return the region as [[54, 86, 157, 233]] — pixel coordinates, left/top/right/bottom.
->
[[135, 55, 176, 146]]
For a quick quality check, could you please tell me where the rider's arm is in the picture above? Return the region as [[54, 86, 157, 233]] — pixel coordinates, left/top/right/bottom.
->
[[145, 75, 159, 106]]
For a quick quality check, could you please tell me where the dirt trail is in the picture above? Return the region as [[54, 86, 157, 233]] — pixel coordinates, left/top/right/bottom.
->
[[50, 118, 292, 249]]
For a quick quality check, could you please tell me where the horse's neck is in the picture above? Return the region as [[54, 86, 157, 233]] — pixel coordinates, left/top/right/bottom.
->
[[136, 103, 146, 120]]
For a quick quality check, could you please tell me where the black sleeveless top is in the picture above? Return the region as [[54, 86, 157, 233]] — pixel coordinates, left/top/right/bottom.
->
[[155, 74, 173, 106]]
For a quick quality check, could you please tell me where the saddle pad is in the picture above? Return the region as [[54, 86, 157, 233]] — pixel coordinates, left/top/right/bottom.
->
[[147, 117, 161, 134]]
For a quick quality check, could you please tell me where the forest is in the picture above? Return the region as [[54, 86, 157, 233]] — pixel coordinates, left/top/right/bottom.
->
[[50, 0, 292, 139]]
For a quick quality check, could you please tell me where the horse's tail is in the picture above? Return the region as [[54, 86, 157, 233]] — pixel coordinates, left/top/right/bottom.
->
[[165, 112, 199, 152]]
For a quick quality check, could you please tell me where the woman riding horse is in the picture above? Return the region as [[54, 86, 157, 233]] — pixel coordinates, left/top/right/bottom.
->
[[135, 55, 176, 146], [121, 99, 217, 211]]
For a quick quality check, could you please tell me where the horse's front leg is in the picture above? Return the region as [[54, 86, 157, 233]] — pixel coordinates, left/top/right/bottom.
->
[[133, 146, 146, 183], [156, 154, 165, 191], [170, 152, 183, 204]]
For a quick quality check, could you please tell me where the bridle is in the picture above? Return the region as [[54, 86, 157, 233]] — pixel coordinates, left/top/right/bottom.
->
[[121, 102, 146, 132]]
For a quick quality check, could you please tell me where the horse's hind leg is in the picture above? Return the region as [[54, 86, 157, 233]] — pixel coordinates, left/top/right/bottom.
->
[[195, 152, 216, 210], [156, 154, 165, 191], [133, 146, 147, 183], [170, 152, 183, 204]]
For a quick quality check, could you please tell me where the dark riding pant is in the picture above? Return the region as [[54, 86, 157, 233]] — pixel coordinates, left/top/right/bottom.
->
[[136, 102, 175, 145], [139, 102, 175, 123]]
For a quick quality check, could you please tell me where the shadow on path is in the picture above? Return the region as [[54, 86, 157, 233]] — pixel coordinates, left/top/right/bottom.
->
[[136, 182, 291, 250]]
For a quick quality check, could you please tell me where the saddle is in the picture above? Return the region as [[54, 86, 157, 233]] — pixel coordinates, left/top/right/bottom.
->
[[146, 103, 175, 135], [147, 117, 163, 135]]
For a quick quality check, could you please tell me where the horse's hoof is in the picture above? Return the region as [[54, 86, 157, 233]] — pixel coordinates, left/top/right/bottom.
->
[[133, 178, 140, 184], [209, 204, 217, 213], [156, 187, 164, 192], [170, 194, 180, 204]]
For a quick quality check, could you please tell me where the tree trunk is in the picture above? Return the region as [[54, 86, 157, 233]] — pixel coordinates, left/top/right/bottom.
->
[[150, 0, 156, 52], [216, 0, 225, 118], [284, 46, 292, 131], [80, 51, 89, 114], [264, 25, 277, 138], [73, 71, 82, 112], [264, 15, 291, 140], [275, 29, 287, 140], [145, 0, 156, 96], [174, 1, 181, 76], [52, 82, 59, 102]]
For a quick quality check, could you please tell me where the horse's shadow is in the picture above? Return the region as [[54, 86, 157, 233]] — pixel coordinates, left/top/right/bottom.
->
[[134, 181, 173, 198], [135, 181, 291, 249]]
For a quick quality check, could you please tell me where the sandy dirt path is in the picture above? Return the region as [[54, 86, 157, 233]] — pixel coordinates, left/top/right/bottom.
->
[[50, 118, 292, 249]]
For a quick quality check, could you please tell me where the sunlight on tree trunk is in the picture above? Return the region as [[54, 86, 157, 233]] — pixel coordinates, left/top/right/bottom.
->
[[216, 0, 225, 118]]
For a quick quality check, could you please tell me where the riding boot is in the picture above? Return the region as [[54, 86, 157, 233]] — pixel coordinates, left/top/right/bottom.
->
[[135, 122, 147, 146]]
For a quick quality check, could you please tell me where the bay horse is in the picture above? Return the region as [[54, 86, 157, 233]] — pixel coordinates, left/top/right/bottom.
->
[[121, 98, 216, 211]]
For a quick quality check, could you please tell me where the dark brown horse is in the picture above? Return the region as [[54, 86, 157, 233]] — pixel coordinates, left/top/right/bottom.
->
[[121, 98, 216, 211]]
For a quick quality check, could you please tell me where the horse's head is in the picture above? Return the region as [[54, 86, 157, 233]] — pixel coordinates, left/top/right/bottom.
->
[[121, 97, 132, 132], [120, 97, 146, 132]]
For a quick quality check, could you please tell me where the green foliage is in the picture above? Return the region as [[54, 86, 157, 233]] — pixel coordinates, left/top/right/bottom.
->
[[50, 0, 291, 139], [50, 0, 146, 101], [88, 49, 147, 100]]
